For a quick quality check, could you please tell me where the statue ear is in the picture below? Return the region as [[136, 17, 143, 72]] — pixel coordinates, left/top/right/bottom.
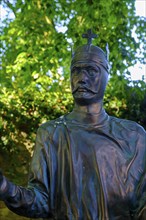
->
[[106, 43, 109, 61], [71, 45, 74, 57]]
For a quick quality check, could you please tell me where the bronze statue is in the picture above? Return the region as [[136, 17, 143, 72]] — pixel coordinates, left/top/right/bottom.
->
[[0, 30, 146, 220]]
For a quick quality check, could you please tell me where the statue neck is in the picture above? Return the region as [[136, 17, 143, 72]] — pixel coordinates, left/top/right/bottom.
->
[[74, 101, 103, 114], [66, 101, 108, 126]]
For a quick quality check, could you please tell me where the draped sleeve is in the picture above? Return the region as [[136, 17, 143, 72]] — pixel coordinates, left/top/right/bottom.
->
[[0, 125, 56, 218], [133, 126, 146, 220]]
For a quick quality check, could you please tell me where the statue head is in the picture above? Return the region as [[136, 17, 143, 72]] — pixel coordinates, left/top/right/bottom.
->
[[70, 30, 109, 105], [71, 44, 109, 73]]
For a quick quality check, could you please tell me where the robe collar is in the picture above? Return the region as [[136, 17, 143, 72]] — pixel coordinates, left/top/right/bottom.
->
[[65, 108, 109, 127]]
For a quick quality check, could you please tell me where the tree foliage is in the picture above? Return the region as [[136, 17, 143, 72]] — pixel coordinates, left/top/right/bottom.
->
[[0, 0, 146, 176]]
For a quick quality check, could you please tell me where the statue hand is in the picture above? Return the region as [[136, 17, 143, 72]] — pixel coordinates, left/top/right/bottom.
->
[[0, 170, 4, 185], [0, 170, 6, 194], [0, 170, 10, 200]]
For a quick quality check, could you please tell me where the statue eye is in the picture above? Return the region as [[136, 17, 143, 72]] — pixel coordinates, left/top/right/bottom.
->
[[88, 67, 99, 77], [71, 67, 78, 76]]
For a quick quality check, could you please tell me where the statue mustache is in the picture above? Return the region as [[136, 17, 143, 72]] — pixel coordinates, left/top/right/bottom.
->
[[72, 85, 98, 94]]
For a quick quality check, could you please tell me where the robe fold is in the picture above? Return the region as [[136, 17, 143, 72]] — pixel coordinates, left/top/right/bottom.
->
[[0, 110, 146, 220]]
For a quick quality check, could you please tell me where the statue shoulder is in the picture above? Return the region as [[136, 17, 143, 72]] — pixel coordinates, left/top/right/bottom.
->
[[109, 116, 146, 135], [36, 115, 66, 138]]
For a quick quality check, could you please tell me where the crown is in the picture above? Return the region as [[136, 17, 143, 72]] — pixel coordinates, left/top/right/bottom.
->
[[71, 29, 110, 72]]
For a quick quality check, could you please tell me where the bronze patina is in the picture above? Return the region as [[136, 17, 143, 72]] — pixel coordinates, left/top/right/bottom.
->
[[0, 30, 146, 220]]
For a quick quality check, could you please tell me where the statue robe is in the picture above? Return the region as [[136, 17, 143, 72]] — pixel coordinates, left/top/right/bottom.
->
[[0, 110, 146, 220]]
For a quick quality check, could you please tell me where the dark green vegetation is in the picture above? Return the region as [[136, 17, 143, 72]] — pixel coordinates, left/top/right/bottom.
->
[[0, 0, 146, 181]]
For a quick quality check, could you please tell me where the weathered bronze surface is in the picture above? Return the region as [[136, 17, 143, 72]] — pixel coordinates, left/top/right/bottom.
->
[[0, 30, 146, 220]]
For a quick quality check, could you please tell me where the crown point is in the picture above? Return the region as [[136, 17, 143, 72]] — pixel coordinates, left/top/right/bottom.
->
[[82, 29, 97, 46]]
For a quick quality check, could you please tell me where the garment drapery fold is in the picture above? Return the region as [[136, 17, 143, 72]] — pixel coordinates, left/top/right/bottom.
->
[[0, 110, 146, 220]]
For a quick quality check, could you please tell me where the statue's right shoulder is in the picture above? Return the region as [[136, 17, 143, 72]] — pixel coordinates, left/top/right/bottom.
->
[[36, 115, 66, 139]]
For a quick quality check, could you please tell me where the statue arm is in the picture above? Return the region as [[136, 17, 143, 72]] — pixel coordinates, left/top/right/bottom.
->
[[134, 128, 146, 220], [135, 169, 146, 220], [134, 174, 146, 220], [137, 193, 146, 220], [0, 126, 53, 218]]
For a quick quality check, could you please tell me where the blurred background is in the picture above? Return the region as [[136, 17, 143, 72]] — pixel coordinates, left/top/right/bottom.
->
[[0, 0, 146, 219]]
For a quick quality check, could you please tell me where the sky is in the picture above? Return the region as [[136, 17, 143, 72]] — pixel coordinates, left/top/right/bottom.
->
[[0, 0, 146, 82], [129, 0, 146, 82]]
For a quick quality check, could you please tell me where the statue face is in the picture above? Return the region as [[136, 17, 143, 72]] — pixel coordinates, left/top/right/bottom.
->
[[71, 62, 108, 105]]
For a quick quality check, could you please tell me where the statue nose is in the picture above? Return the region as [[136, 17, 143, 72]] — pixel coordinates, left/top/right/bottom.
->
[[78, 69, 88, 82]]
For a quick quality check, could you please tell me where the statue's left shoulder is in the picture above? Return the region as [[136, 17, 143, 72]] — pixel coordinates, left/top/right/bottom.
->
[[121, 118, 146, 136], [109, 116, 146, 144], [111, 116, 145, 133]]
